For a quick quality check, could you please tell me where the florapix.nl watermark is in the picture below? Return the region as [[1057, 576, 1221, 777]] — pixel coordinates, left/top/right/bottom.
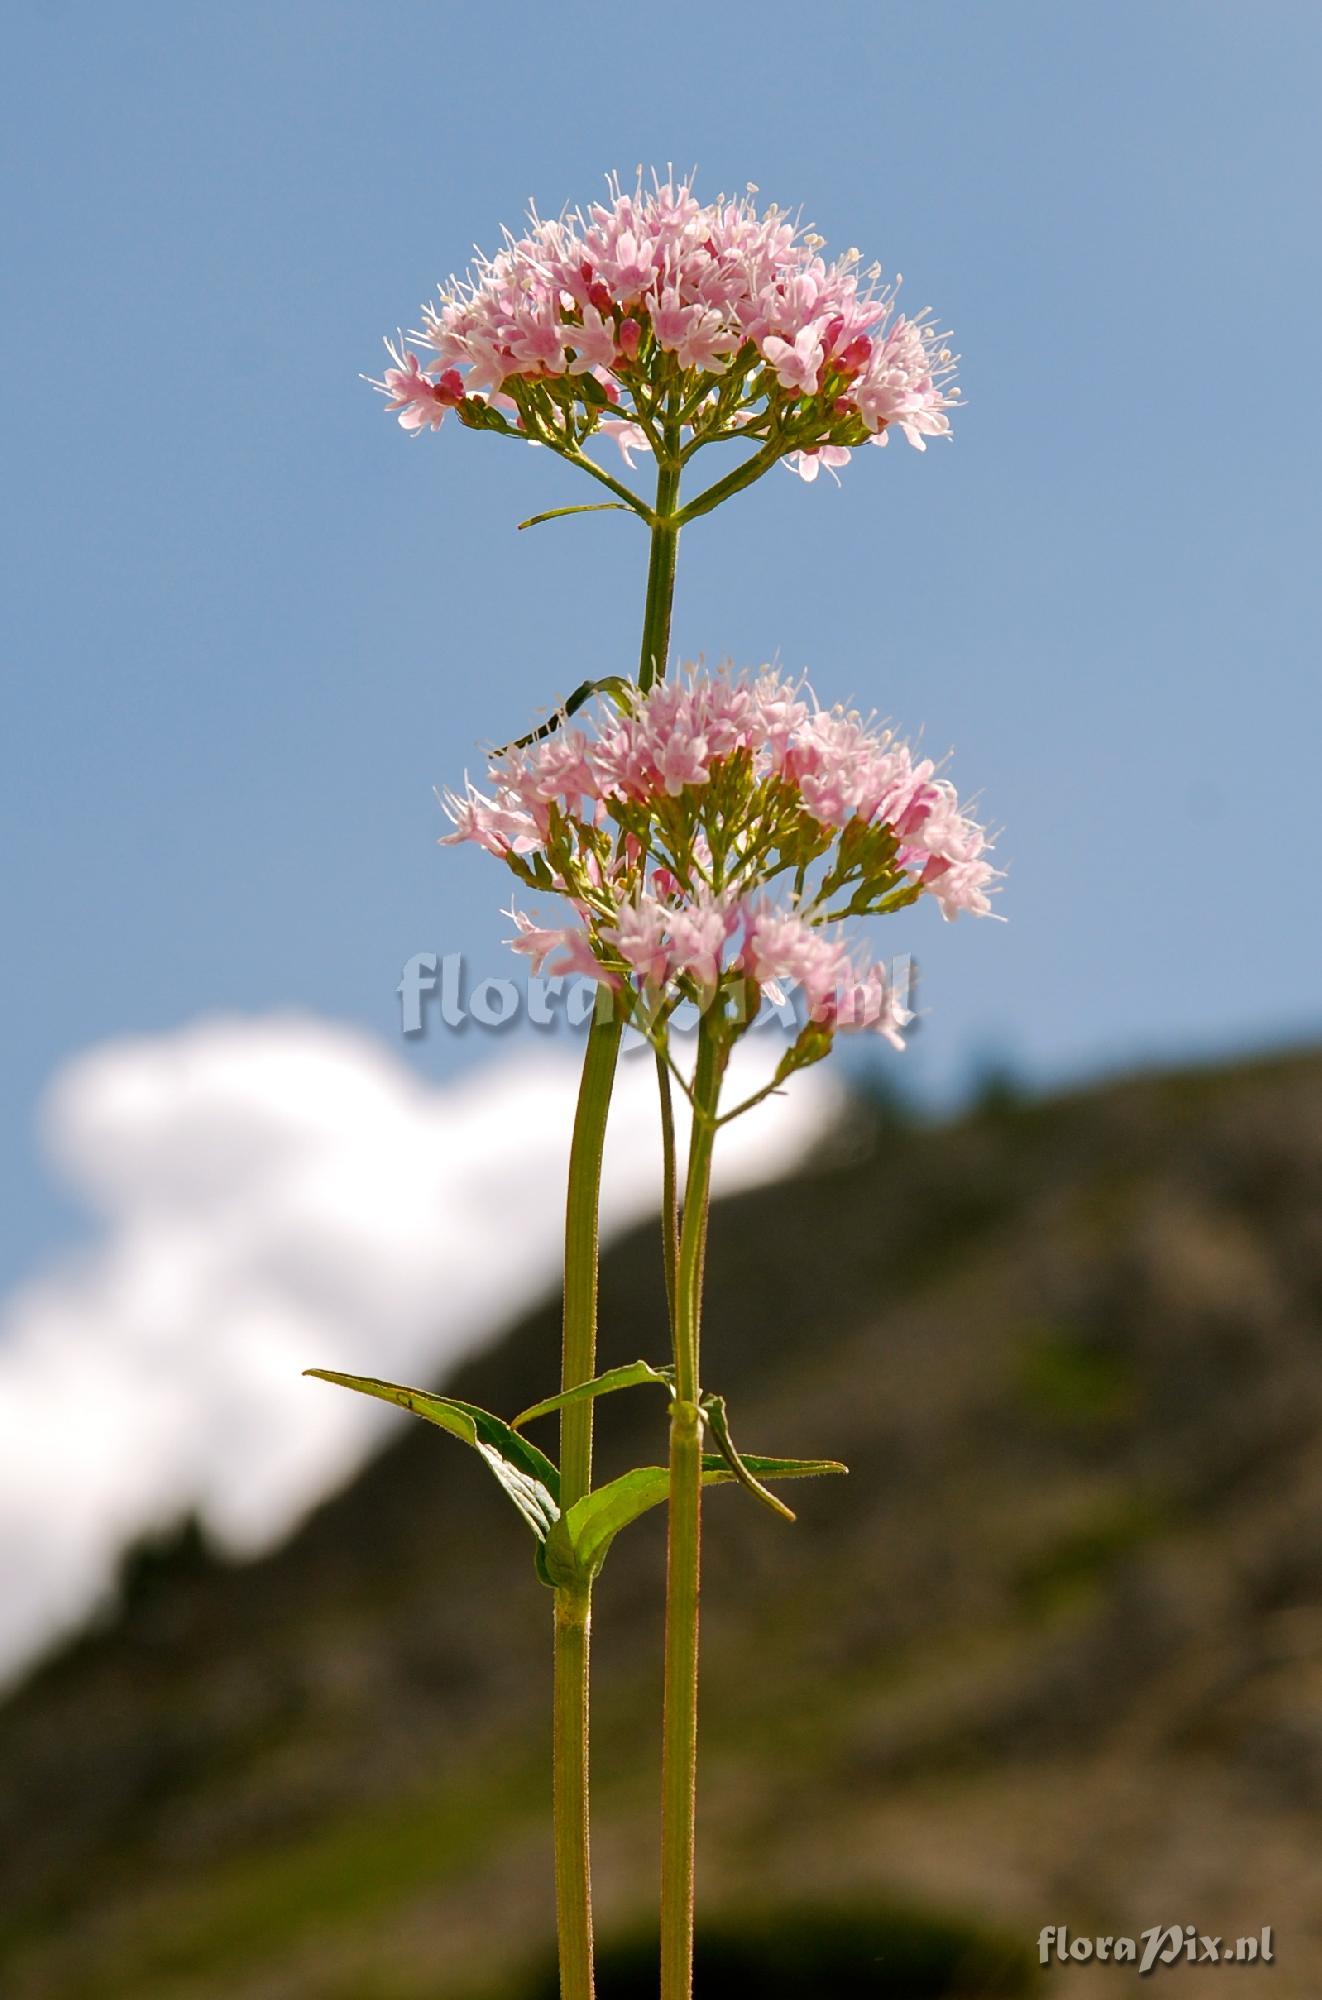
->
[[1039, 1926, 1274, 1974], [396, 950, 917, 1040]]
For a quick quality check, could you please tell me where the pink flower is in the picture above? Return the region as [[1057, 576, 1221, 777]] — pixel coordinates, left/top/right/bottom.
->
[[497, 729, 597, 813], [918, 854, 998, 921], [738, 903, 850, 1017], [784, 706, 886, 827], [892, 776, 997, 920], [581, 219, 658, 301], [602, 893, 672, 986], [829, 963, 913, 1049], [439, 782, 541, 856], [507, 909, 616, 984], [668, 892, 738, 991], [371, 343, 464, 432], [653, 717, 710, 797], [849, 315, 958, 450], [648, 289, 733, 373], [502, 304, 569, 377], [565, 305, 619, 377], [762, 319, 828, 395], [784, 445, 852, 485], [751, 672, 810, 765], [599, 418, 651, 467]]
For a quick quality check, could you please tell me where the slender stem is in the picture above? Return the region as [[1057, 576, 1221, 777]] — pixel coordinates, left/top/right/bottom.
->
[[638, 451, 682, 692], [554, 1005, 623, 2000], [560, 444, 654, 520], [656, 1052, 680, 1332], [553, 1583, 594, 2000], [638, 435, 684, 1360], [673, 437, 782, 527], [560, 1007, 625, 1508], [552, 436, 687, 1994], [659, 1012, 725, 2000]]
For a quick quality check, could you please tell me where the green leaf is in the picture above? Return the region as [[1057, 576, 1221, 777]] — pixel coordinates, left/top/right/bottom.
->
[[512, 1358, 674, 1431], [545, 1452, 847, 1585], [495, 676, 634, 756], [517, 501, 633, 531], [304, 1370, 560, 1542], [702, 1392, 796, 1521]]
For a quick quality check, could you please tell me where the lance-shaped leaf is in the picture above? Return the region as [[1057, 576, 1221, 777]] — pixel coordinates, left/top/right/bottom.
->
[[702, 1392, 802, 1522], [512, 1358, 674, 1431], [494, 676, 633, 756], [517, 501, 633, 532], [542, 1453, 847, 1587], [305, 1370, 560, 1542]]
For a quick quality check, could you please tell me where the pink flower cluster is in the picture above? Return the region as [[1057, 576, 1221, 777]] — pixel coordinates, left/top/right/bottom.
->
[[445, 667, 995, 923], [594, 892, 913, 1051], [440, 666, 996, 1054], [510, 888, 911, 1050], [374, 173, 958, 467]]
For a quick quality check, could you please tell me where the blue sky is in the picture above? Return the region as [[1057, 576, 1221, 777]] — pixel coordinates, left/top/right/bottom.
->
[[4, 0, 1320, 1289]]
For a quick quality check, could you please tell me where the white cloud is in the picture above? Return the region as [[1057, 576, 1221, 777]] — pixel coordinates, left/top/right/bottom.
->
[[0, 1014, 839, 1684]]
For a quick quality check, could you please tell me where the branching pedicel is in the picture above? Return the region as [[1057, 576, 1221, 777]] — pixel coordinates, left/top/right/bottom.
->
[[316, 172, 989, 2000]]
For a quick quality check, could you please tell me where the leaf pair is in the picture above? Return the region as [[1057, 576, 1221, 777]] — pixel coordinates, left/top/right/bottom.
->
[[543, 1450, 847, 1588], [491, 673, 634, 756], [305, 1371, 560, 1539], [305, 1364, 846, 1591]]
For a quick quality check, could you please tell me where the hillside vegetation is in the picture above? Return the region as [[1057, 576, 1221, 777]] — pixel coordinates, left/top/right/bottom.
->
[[4, 1047, 1322, 1997]]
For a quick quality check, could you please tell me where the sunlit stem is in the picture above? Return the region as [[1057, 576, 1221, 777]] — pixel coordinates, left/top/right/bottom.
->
[[553, 1005, 622, 2000], [554, 443, 686, 1997], [638, 451, 682, 691], [637, 435, 686, 1326], [553, 1580, 595, 2000], [656, 1054, 680, 1328], [659, 1009, 726, 2000], [559, 1008, 625, 1507], [561, 445, 654, 521], [673, 437, 782, 527]]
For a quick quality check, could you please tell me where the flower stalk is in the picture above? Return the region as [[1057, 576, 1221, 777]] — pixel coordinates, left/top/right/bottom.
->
[[553, 1004, 622, 2000], [553, 437, 685, 1996], [552, 1579, 595, 2000], [638, 442, 682, 693], [660, 1011, 725, 1999]]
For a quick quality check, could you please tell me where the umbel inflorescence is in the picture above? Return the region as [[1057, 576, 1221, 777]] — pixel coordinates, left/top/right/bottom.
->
[[442, 666, 996, 1083], [370, 171, 959, 486]]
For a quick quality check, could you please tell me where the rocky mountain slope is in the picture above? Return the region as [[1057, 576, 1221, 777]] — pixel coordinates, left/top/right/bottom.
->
[[3, 1046, 1322, 1998]]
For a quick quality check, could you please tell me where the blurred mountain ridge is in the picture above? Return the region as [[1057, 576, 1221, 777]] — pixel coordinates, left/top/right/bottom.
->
[[4, 1043, 1322, 1999]]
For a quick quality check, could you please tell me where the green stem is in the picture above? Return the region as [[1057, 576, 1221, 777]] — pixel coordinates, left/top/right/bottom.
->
[[561, 445, 654, 521], [552, 442, 687, 1994], [554, 1005, 624, 2000], [553, 1584, 593, 2000], [638, 452, 681, 692], [659, 1011, 725, 2000], [656, 1052, 680, 1332], [673, 437, 782, 527], [560, 1008, 625, 1508], [640, 434, 684, 1344]]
